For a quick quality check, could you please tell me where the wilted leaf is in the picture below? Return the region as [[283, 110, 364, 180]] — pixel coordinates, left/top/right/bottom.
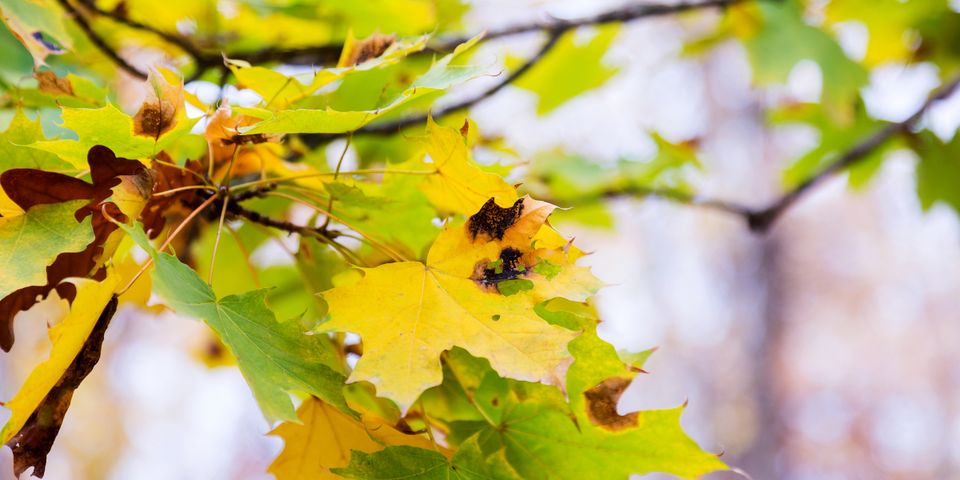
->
[[0, 145, 150, 351], [338, 32, 397, 67]]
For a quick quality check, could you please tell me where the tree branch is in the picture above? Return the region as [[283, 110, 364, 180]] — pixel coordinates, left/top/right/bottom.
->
[[600, 185, 755, 217], [746, 73, 960, 233], [545, 74, 960, 231], [65, 0, 741, 87], [430, 0, 744, 52], [55, 0, 148, 79]]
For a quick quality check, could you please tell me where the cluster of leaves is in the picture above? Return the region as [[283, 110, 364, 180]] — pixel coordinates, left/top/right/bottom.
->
[[0, 1, 735, 479], [2, 0, 960, 478]]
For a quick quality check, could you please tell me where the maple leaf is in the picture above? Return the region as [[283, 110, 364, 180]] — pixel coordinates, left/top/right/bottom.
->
[[30, 69, 197, 166], [0, 201, 93, 301], [512, 25, 621, 115], [419, 344, 727, 480], [1, 273, 119, 478], [320, 196, 599, 410], [122, 223, 351, 422], [238, 35, 486, 134], [416, 118, 518, 216], [224, 35, 427, 112], [0, 109, 72, 174], [0, 145, 151, 351], [270, 397, 439, 480]]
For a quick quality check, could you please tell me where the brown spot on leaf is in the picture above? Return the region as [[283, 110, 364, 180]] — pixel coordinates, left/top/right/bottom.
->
[[6, 295, 118, 478], [467, 197, 523, 242], [133, 99, 176, 139], [0, 146, 150, 351], [583, 377, 639, 431], [343, 33, 396, 66], [35, 71, 73, 96]]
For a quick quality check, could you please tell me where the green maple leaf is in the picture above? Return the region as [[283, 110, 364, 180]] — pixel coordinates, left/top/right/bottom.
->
[[745, 1, 867, 109], [419, 299, 726, 480], [121, 223, 350, 422], [239, 35, 486, 135], [0, 200, 93, 299], [334, 438, 520, 480], [513, 25, 620, 115], [911, 131, 960, 215]]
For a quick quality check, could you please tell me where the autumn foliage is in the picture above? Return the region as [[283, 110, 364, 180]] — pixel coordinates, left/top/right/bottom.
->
[[2, 0, 959, 478]]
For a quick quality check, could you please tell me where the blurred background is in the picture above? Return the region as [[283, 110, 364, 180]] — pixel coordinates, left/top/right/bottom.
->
[[3, 0, 960, 479]]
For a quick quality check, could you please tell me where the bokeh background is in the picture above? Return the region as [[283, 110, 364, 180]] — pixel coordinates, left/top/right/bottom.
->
[[3, 0, 960, 479]]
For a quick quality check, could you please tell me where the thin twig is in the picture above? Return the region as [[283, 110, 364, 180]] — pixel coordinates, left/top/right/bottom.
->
[[115, 194, 219, 296], [55, 0, 148, 79], [599, 185, 755, 217], [319, 135, 353, 232]]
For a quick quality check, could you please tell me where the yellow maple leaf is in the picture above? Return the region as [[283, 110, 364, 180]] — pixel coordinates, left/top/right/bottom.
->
[[321, 196, 600, 410], [0, 271, 119, 444], [417, 118, 518, 216], [269, 397, 439, 480]]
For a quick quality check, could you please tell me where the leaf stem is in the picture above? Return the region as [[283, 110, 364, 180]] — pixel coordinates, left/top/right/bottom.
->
[[115, 193, 219, 296], [207, 196, 230, 285]]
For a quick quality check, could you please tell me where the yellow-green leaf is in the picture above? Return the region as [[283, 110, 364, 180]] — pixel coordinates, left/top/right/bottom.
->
[[0, 200, 93, 299]]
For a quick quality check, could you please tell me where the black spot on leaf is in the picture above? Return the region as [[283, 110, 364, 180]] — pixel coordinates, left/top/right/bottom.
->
[[467, 197, 523, 242]]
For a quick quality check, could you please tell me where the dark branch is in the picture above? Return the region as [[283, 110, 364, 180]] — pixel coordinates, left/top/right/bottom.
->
[[65, 0, 741, 86], [233, 0, 743, 67], [55, 0, 148, 79], [746, 73, 960, 233], [301, 28, 565, 147]]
